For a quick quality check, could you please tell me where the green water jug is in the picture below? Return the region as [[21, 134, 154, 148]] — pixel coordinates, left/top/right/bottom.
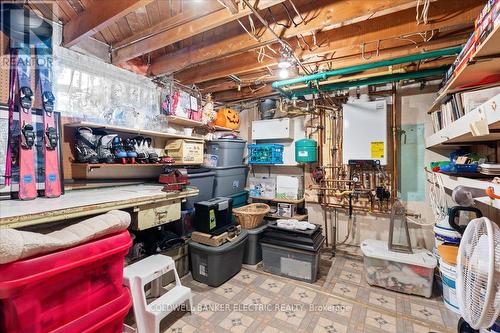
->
[[295, 139, 317, 163]]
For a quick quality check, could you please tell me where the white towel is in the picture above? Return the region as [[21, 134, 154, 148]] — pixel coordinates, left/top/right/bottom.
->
[[0, 210, 130, 264]]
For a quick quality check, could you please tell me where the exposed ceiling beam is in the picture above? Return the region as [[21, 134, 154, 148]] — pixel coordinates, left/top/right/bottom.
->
[[150, 0, 419, 76], [112, 2, 224, 49], [63, 0, 153, 47], [173, 0, 482, 83], [111, 0, 286, 65], [218, 0, 239, 14], [213, 85, 276, 102]]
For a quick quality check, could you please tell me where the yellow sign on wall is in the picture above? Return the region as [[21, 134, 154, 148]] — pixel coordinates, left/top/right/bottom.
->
[[371, 142, 385, 158]]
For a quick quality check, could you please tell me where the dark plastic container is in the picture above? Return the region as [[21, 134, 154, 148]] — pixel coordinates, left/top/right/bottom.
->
[[189, 230, 248, 287], [185, 168, 215, 209], [211, 165, 248, 197], [260, 224, 325, 283], [243, 221, 267, 265]]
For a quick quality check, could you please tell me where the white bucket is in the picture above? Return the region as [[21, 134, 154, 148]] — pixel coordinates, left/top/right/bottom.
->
[[434, 224, 461, 249], [439, 258, 460, 314]]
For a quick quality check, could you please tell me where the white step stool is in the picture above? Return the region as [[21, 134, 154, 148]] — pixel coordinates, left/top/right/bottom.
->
[[123, 254, 193, 333]]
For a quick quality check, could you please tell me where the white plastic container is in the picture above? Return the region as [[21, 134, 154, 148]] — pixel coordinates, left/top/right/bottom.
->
[[433, 224, 461, 248], [361, 239, 437, 298], [439, 258, 460, 314]]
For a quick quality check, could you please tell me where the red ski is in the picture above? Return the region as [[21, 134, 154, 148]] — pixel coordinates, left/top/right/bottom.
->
[[16, 47, 37, 200], [36, 46, 61, 198]]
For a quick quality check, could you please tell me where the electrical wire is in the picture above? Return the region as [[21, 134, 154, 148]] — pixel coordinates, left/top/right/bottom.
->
[[427, 169, 448, 223], [416, 0, 430, 25]]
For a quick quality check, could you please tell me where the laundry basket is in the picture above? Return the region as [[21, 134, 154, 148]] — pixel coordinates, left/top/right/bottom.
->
[[233, 203, 270, 229]]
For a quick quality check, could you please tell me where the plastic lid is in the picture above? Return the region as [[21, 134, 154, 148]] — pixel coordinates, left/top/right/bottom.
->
[[360, 239, 437, 269], [433, 225, 462, 239], [243, 221, 268, 234], [189, 230, 248, 251], [186, 167, 212, 174], [208, 138, 246, 143]]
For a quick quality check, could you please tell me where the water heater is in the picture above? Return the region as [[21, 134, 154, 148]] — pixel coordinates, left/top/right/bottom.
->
[[342, 100, 388, 165]]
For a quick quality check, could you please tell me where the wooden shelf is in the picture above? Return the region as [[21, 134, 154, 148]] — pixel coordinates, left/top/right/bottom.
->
[[266, 213, 308, 221], [250, 196, 305, 204], [425, 94, 500, 148], [428, 25, 500, 114], [430, 172, 500, 211], [166, 115, 239, 132], [65, 120, 205, 141], [71, 162, 200, 180]]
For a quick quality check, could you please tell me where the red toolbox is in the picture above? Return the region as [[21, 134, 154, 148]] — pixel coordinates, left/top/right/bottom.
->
[[0, 230, 132, 333]]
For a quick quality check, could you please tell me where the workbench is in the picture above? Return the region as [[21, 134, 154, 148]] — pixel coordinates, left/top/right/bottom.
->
[[0, 184, 199, 229]]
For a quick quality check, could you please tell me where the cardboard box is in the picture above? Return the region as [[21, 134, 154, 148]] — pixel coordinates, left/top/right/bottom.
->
[[276, 203, 296, 218], [276, 175, 303, 199], [165, 139, 203, 164]]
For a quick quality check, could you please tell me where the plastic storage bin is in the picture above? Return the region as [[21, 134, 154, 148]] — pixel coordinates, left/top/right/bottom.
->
[[206, 139, 246, 167], [228, 190, 249, 208], [189, 230, 248, 286], [211, 165, 248, 197], [243, 221, 267, 265], [0, 231, 132, 333], [260, 223, 325, 283], [57, 287, 132, 333], [361, 239, 437, 298], [185, 168, 215, 209], [248, 144, 284, 164]]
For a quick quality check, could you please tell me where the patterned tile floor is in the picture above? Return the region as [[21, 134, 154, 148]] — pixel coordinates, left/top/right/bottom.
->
[[157, 252, 459, 333]]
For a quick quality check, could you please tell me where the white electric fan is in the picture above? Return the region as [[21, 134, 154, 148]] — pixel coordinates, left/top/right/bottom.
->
[[456, 217, 500, 332]]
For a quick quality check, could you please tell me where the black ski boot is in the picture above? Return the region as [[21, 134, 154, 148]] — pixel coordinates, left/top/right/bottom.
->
[[75, 127, 99, 164], [145, 137, 159, 163], [133, 136, 148, 163], [97, 134, 117, 164], [112, 136, 128, 164], [123, 138, 138, 164]]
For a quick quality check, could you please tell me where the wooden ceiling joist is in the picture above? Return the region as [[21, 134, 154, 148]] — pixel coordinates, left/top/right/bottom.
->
[[111, 0, 286, 65], [63, 0, 154, 47], [149, 0, 420, 76], [173, 0, 482, 84], [218, 0, 240, 14]]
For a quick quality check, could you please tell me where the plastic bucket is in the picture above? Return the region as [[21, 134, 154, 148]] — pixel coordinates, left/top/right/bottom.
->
[[433, 224, 461, 248], [439, 258, 460, 314], [295, 139, 317, 163]]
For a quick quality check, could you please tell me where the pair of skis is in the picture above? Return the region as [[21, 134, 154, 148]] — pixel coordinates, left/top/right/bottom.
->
[[7, 44, 61, 199]]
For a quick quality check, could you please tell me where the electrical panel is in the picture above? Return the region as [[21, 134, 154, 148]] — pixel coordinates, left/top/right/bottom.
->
[[252, 118, 294, 140], [342, 100, 388, 165]]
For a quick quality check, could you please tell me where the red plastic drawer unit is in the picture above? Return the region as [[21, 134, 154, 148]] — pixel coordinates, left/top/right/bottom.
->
[[0, 230, 132, 333], [52, 287, 132, 333]]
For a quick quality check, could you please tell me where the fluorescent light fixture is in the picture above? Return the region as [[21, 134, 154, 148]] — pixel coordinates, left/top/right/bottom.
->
[[278, 59, 291, 69], [279, 68, 289, 79]]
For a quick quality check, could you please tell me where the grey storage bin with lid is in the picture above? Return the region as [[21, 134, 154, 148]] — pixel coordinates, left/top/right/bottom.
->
[[242, 221, 267, 265], [260, 221, 325, 283], [211, 165, 248, 197], [189, 230, 248, 287], [185, 168, 215, 209], [206, 138, 246, 167]]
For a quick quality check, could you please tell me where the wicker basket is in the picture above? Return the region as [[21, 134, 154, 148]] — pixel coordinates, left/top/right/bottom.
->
[[233, 203, 270, 229]]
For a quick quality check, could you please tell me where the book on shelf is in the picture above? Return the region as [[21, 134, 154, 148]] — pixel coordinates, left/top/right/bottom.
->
[[430, 86, 500, 133]]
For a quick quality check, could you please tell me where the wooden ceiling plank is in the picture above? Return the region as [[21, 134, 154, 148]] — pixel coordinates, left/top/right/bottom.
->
[[172, 0, 481, 83], [218, 0, 239, 14], [111, 0, 286, 65], [112, 1, 223, 50], [63, 0, 154, 47], [150, 0, 418, 76]]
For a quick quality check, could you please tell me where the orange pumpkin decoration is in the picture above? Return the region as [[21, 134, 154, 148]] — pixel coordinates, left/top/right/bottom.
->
[[214, 108, 240, 130]]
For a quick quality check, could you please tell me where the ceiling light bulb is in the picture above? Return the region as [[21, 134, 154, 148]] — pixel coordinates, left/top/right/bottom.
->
[[279, 68, 289, 79], [278, 60, 291, 69]]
